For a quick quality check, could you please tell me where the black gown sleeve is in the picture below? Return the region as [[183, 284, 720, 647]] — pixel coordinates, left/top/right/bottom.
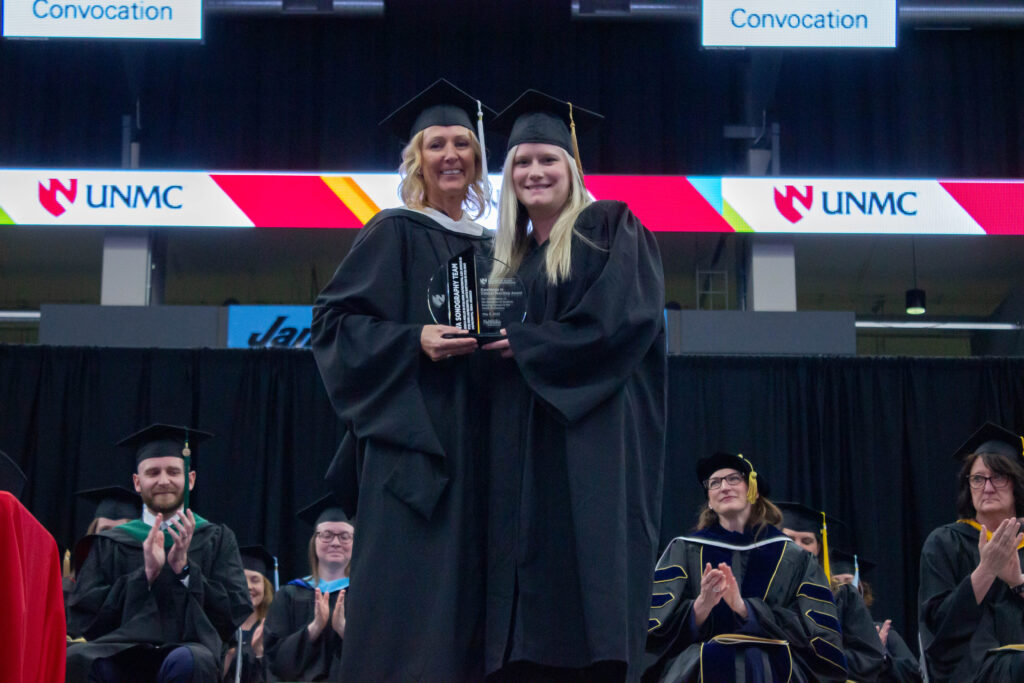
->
[[834, 583, 885, 681], [187, 527, 253, 643], [311, 214, 445, 457], [507, 201, 665, 424], [918, 526, 985, 674], [66, 539, 153, 640], [744, 551, 849, 681], [263, 586, 342, 681]]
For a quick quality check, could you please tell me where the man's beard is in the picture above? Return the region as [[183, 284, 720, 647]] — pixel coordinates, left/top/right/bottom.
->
[[141, 488, 185, 516]]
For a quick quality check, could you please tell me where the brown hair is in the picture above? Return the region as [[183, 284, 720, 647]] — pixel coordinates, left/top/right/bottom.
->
[[86, 518, 100, 536], [830, 578, 874, 608], [956, 451, 1024, 518], [696, 496, 783, 540]]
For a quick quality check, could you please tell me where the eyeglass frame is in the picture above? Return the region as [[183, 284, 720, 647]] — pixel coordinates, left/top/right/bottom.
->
[[965, 473, 1011, 490], [703, 472, 747, 491], [315, 530, 355, 543]]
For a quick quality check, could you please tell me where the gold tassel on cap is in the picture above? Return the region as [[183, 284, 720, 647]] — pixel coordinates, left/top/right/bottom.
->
[[63, 549, 72, 578], [568, 102, 584, 179], [738, 453, 759, 504], [821, 511, 832, 584]]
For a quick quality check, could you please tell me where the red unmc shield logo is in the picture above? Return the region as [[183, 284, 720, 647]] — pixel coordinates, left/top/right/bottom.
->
[[39, 178, 78, 217], [774, 185, 813, 224]]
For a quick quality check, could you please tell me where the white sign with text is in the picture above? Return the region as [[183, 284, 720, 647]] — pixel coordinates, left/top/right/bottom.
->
[[702, 0, 897, 48], [3, 0, 201, 40]]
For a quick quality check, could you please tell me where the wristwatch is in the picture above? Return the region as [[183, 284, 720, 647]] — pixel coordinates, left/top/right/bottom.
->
[[173, 564, 190, 581], [1011, 581, 1024, 595]]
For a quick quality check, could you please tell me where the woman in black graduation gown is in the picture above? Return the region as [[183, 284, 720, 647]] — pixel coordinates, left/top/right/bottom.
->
[[481, 91, 667, 681], [311, 80, 496, 681], [919, 422, 1024, 682], [221, 546, 275, 683], [644, 453, 848, 682], [263, 497, 352, 682]]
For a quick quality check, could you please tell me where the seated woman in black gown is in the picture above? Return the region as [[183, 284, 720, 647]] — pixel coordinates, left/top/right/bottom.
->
[[264, 496, 352, 682], [644, 452, 848, 682], [919, 422, 1024, 682], [222, 545, 276, 683]]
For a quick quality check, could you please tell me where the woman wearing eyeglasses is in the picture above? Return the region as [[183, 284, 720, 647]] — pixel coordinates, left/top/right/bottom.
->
[[264, 496, 354, 682], [645, 452, 848, 682], [919, 422, 1024, 683]]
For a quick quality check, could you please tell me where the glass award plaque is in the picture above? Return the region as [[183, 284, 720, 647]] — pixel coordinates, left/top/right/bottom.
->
[[428, 248, 527, 340]]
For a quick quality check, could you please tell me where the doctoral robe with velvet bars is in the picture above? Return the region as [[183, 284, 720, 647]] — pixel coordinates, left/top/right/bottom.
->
[[644, 524, 849, 682]]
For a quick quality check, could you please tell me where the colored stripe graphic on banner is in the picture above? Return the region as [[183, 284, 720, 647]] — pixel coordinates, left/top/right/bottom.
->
[[322, 176, 380, 225], [210, 174, 363, 228], [939, 181, 1024, 235], [0, 205, 12, 224], [586, 175, 735, 232]]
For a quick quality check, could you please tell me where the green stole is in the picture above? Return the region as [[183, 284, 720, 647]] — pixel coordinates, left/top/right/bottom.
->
[[117, 513, 210, 549]]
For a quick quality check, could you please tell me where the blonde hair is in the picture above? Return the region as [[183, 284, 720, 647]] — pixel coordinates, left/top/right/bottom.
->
[[254, 575, 274, 621], [493, 145, 595, 285], [696, 496, 783, 540], [398, 128, 491, 221]]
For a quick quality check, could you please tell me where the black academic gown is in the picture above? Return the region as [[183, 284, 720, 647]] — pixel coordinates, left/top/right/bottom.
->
[[644, 526, 849, 683], [221, 623, 269, 683], [66, 520, 252, 683], [835, 582, 886, 681], [919, 521, 1024, 682], [311, 208, 492, 681], [877, 624, 922, 683], [486, 201, 667, 680], [263, 583, 342, 682]]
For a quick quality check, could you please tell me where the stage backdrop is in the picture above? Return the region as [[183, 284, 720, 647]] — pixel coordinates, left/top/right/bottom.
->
[[2, 345, 1023, 648]]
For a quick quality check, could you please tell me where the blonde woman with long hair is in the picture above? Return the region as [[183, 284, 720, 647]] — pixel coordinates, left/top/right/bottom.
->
[[480, 90, 667, 682], [311, 80, 497, 681]]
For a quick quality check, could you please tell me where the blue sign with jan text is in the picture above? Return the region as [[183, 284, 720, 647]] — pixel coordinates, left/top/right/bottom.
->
[[227, 306, 313, 349]]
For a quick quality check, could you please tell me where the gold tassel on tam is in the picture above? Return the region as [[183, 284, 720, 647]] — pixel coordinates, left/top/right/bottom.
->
[[737, 453, 759, 504], [821, 511, 832, 584], [63, 549, 71, 578], [568, 102, 585, 179]]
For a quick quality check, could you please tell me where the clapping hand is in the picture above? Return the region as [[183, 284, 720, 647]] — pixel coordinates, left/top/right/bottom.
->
[[165, 509, 196, 575], [978, 518, 1024, 586], [332, 589, 347, 638], [143, 513, 166, 584], [308, 588, 330, 641]]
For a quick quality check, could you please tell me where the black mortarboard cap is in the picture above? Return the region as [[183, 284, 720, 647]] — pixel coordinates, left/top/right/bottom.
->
[[239, 545, 275, 578], [775, 501, 823, 535], [379, 79, 495, 142], [117, 423, 213, 466], [491, 89, 603, 155], [829, 549, 876, 578], [297, 494, 352, 528], [775, 501, 850, 541], [953, 421, 1024, 462], [76, 485, 140, 521], [695, 451, 771, 499], [0, 450, 26, 500]]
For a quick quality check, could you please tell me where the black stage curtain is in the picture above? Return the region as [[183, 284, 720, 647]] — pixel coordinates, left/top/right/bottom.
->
[[3, 345, 1024, 648], [1, 0, 1023, 177]]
